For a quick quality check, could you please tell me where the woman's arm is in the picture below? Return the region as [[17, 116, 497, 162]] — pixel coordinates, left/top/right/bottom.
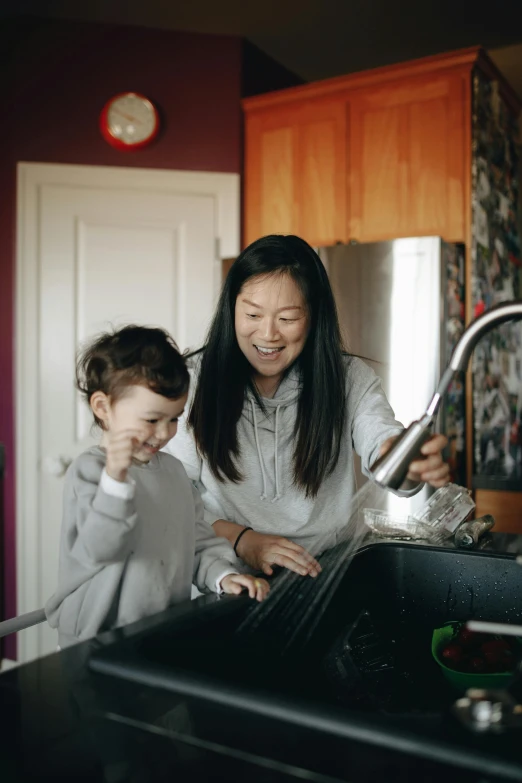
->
[[212, 518, 244, 545], [211, 519, 321, 578], [349, 359, 449, 489], [350, 362, 404, 472]]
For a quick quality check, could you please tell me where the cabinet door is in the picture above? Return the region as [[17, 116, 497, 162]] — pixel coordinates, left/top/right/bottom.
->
[[475, 490, 522, 534], [244, 100, 348, 247], [349, 73, 467, 242]]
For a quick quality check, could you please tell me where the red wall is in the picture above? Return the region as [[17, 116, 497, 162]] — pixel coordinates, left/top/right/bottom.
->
[[0, 18, 243, 658]]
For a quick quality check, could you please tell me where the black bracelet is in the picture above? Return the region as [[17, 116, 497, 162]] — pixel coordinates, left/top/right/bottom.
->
[[234, 526, 253, 555]]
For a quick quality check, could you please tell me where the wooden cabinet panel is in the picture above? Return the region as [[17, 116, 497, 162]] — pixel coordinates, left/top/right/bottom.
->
[[352, 103, 404, 240], [244, 101, 348, 247], [349, 74, 466, 242], [244, 118, 295, 243], [475, 489, 522, 534], [298, 115, 347, 245], [260, 126, 295, 235]]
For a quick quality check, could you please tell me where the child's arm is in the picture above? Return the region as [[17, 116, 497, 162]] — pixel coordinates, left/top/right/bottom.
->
[[191, 482, 239, 592], [45, 449, 138, 641], [220, 573, 269, 602], [68, 449, 138, 566], [192, 496, 270, 602], [69, 427, 146, 565]]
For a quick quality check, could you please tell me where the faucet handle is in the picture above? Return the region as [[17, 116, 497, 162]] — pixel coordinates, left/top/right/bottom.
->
[[370, 419, 433, 490]]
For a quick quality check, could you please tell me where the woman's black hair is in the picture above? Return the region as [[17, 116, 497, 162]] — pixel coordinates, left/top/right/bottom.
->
[[77, 325, 189, 428], [189, 235, 347, 498]]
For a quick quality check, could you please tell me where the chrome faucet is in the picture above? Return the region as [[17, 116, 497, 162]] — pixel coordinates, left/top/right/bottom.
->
[[370, 301, 522, 725], [370, 301, 522, 490]]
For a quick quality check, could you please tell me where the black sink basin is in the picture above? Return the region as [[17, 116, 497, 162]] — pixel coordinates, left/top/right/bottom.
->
[[91, 542, 522, 779]]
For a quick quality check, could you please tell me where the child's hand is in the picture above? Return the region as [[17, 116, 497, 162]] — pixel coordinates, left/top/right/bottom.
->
[[220, 574, 270, 602], [106, 428, 144, 482]]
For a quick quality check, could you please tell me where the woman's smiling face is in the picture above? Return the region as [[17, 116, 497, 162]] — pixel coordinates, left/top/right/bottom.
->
[[234, 272, 310, 394]]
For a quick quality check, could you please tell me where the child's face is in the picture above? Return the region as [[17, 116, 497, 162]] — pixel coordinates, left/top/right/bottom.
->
[[100, 385, 187, 462]]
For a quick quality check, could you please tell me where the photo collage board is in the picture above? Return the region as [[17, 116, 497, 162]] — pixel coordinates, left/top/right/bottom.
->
[[471, 69, 522, 483]]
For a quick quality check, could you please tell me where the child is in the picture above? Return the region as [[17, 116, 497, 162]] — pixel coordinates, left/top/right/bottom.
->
[[46, 325, 268, 648]]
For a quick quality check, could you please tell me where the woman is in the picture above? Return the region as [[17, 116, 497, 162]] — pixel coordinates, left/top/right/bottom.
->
[[167, 235, 449, 578]]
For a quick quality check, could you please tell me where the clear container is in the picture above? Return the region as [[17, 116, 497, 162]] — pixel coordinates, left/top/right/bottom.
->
[[413, 483, 475, 539], [363, 509, 435, 541]]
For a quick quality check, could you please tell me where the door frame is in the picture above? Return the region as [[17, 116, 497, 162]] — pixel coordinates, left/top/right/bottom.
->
[[16, 162, 240, 661]]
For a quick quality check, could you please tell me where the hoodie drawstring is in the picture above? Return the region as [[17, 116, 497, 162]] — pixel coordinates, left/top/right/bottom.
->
[[251, 399, 268, 500], [251, 399, 282, 502], [273, 405, 282, 502]]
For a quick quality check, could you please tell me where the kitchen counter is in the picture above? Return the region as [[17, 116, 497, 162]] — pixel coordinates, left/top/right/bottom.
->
[[1, 533, 522, 783]]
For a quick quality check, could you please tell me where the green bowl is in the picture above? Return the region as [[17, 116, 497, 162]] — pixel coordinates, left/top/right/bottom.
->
[[431, 622, 519, 692]]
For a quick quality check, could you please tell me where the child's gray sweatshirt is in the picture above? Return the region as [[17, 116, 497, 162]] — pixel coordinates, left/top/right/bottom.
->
[[45, 447, 239, 647]]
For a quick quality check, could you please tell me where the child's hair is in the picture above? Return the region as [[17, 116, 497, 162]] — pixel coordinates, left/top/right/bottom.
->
[[77, 325, 190, 428]]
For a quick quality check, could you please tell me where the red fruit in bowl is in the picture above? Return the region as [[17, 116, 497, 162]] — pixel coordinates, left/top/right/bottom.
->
[[501, 636, 519, 653], [468, 656, 486, 672], [458, 628, 484, 650], [441, 643, 464, 666], [495, 649, 515, 670], [482, 639, 512, 664], [453, 659, 465, 672]]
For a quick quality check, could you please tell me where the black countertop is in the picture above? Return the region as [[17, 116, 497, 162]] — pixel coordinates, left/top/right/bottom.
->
[[2, 534, 522, 783]]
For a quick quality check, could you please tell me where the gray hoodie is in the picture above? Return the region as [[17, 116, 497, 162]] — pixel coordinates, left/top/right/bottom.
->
[[45, 447, 238, 647], [166, 356, 415, 554]]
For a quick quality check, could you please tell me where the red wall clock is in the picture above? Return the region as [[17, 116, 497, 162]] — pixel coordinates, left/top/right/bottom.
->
[[99, 92, 160, 151]]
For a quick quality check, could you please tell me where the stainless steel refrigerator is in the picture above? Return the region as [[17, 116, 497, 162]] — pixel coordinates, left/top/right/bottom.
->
[[318, 237, 466, 515]]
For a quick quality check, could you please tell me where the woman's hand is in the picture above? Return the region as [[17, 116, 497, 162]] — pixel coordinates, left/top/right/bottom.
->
[[379, 433, 450, 488], [236, 529, 322, 578], [220, 574, 270, 602], [408, 433, 450, 487]]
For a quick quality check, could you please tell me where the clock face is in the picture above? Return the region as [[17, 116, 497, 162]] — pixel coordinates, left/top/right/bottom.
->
[[100, 92, 159, 150]]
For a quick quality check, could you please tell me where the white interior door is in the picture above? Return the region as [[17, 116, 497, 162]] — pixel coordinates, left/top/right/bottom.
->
[[16, 163, 239, 661]]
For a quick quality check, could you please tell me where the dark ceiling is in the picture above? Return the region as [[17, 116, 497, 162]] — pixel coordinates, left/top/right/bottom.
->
[[3, 0, 522, 83]]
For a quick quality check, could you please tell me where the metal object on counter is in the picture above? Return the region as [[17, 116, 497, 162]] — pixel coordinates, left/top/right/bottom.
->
[[0, 608, 46, 639], [466, 552, 522, 644], [466, 619, 522, 638], [464, 551, 522, 639], [370, 301, 522, 490], [454, 689, 522, 733], [454, 514, 495, 549]]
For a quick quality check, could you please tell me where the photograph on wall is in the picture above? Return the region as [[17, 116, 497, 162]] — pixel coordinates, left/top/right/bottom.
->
[[443, 242, 466, 485], [471, 71, 522, 483]]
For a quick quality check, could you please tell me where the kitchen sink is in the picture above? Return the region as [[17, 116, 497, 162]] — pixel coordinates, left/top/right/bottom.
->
[[91, 542, 522, 779]]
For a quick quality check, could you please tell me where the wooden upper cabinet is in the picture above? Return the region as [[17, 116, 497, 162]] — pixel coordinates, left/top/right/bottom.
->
[[349, 72, 468, 243], [241, 48, 497, 250], [244, 99, 348, 247]]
